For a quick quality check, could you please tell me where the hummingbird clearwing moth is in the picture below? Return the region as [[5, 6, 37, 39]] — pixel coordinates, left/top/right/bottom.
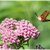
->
[[38, 11, 50, 22]]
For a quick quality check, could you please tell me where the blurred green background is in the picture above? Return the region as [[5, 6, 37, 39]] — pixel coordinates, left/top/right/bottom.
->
[[0, 1, 50, 49]]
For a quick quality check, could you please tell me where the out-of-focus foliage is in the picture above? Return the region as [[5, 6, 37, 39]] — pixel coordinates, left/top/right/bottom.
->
[[0, 1, 50, 49]]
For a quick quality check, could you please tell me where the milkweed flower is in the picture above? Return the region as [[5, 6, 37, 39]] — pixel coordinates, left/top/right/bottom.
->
[[14, 20, 40, 40], [0, 44, 13, 50], [0, 18, 40, 46], [0, 18, 18, 30]]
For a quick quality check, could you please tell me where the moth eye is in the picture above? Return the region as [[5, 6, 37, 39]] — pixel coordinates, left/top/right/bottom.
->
[[38, 16, 42, 21]]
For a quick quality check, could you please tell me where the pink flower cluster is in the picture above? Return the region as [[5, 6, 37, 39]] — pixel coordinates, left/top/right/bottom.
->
[[0, 44, 13, 50], [0, 18, 40, 49]]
